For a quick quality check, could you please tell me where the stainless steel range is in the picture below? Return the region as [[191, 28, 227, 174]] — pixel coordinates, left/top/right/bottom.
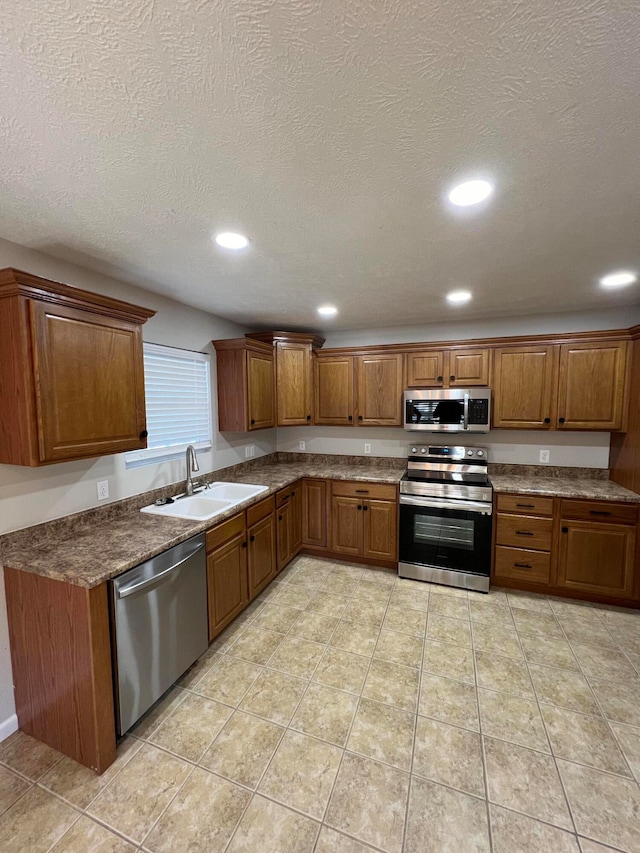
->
[[398, 445, 493, 593]]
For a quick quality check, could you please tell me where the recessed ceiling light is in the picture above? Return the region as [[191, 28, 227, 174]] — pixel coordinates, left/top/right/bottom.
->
[[215, 231, 249, 250], [446, 290, 472, 305], [448, 179, 494, 207], [317, 304, 338, 317], [599, 270, 637, 288]]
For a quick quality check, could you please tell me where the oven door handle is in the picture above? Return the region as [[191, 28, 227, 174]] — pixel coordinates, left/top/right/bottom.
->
[[463, 392, 470, 430], [399, 494, 493, 515]]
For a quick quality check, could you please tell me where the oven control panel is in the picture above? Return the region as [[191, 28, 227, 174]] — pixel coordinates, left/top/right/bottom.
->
[[409, 445, 488, 461]]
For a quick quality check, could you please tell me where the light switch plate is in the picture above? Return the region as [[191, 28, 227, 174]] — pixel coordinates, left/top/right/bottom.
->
[[97, 480, 109, 501], [539, 449, 550, 464]]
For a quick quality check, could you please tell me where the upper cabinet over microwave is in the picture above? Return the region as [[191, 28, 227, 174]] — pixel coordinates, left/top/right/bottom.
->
[[404, 388, 491, 433]]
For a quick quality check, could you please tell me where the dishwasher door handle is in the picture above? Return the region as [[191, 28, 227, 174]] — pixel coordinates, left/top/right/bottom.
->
[[116, 543, 205, 598]]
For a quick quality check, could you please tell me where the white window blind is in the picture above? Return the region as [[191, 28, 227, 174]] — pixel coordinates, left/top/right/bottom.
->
[[125, 343, 212, 467]]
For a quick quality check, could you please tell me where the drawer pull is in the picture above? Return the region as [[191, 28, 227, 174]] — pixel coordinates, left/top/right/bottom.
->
[[515, 530, 534, 536], [516, 503, 535, 508], [357, 505, 362, 510], [355, 489, 369, 494], [363, 505, 369, 511], [589, 510, 611, 516], [514, 562, 532, 569], [562, 526, 568, 533]]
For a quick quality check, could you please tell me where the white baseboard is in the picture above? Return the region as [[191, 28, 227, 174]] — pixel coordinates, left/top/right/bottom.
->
[[0, 713, 18, 742]]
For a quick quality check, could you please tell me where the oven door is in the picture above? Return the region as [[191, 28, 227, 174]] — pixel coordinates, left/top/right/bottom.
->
[[399, 495, 493, 578]]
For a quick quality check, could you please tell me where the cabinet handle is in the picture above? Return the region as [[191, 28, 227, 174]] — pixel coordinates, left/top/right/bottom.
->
[[363, 505, 369, 511], [250, 535, 255, 542], [278, 515, 283, 521], [544, 418, 551, 424], [514, 563, 532, 569], [516, 503, 534, 508], [306, 415, 311, 421], [355, 489, 369, 494], [242, 541, 247, 548], [291, 491, 296, 496], [348, 415, 353, 421], [515, 530, 534, 536], [558, 417, 566, 424], [450, 375, 455, 381], [437, 375, 443, 382], [281, 494, 290, 501], [358, 415, 363, 421], [139, 430, 148, 439], [589, 510, 611, 516], [562, 526, 568, 533], [357, 505, 362, 510], [251, 419, 256, 425]]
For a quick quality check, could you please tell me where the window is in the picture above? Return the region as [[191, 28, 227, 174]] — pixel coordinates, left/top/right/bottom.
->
[[125, 342, 212, 467]]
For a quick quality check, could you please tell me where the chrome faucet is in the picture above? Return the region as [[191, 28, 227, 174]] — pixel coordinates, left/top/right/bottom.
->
[[185, 445, 200, 495]]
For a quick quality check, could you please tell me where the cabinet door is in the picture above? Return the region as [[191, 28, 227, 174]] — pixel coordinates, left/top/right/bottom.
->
[[330, 496, 363, 556], [363, 499, 397, 561], [492, 345, 558, 429], [355, 353, 404, 426], [557, 520, 636, 599], [448, 349, 490, 387], [248, 513, 276, 599], [302, 479, 327, 547], [557, 342, 628, 430], [247, 349, 275, 430], [277, 502, 292, 571], [207, 533, 248, 641], [405, 351, 445, 387], [30, 301, 147, 462], [276, 342, 313, 426], [290, 484, 303, 556], [315, 356, 354, 425]]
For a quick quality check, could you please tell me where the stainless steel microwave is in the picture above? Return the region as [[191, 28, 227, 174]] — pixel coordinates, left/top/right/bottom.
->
[[404, 388, 491, 433]]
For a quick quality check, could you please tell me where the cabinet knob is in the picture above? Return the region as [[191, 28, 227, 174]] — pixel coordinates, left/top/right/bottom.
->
[[450, 375, 455, 382], [278, 515, 283, 521], [250, 535, 255, 542], [291, 491, 296, 496], [139, 430, 148, 439], [348, 415, 353, 421], [251, 419, 256, 425], [357, 505, 362, 510], [544, 418, 551, 424], [561, 526, 568, 533], [358, 415, 363, 421], [306, 415, 311, 421], [363, 505, 369, 511], [242, 541, 247, 548], [558, 417, 565, 424], [437, 375, 443, 382]]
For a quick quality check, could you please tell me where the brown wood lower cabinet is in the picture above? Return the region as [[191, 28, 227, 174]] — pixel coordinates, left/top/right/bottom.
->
[[492, 491, 639, 605], [331, 495, 364, 556], [302, 478, 327, 547], [329, 481, 398, 564], [207, 516, 248, 642], [276, 482, 302, 570], [247, 499, 277, 599]]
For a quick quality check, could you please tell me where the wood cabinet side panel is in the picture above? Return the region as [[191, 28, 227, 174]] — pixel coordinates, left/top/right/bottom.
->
[[302, 479, 327, 547], [4, 568, 116, 772], [611, 339, 640, 493], [0, 296, 39, 465]]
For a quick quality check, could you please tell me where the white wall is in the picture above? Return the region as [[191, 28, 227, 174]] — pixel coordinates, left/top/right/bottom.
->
[[322, 306, 640, 349], [277, 426, 611, 469], [0, 237, 276, 734]]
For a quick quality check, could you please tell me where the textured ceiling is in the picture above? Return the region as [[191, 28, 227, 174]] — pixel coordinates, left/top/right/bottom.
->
[[1, 0, 639, 330]]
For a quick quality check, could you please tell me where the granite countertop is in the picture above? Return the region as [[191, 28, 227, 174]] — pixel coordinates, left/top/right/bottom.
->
[[0, 458, 405, 589], [490, 474, 640, 503]]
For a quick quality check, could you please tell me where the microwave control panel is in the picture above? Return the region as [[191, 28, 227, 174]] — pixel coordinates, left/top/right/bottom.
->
[[468, 398, 489, 425]]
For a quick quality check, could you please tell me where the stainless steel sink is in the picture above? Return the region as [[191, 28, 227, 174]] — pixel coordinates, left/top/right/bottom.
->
[[140, 482, 268, 522]]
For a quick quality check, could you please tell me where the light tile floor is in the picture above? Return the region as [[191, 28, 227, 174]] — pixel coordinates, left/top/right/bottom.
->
[[2, 556, 640, 851]]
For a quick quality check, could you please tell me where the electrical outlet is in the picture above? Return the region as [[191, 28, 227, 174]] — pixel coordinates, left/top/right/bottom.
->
[[245, 445, 255, 459], [97, 480, 109, 501], [299, 440, 306, 451], [364, 443, 371, 454], [539, 449, 550, 464]]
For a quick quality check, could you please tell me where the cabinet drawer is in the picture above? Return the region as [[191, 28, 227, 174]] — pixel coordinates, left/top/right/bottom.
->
[[494, 546, 551, 584], [331, 481, 397, 501], [560, 500, 638, 526], [496, 494, 554, 517], [495, 513, 552, 551], [246, 495, 275, 527], [276, 483, 300, 508], [206, 512, 245, 552]]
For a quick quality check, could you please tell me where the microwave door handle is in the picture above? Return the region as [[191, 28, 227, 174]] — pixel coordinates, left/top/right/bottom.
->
[[463, 393, 469, 430]]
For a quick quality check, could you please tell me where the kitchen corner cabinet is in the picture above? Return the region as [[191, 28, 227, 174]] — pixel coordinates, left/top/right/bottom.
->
[[492, 341, 628, 431], [315, 352, 404, 426], [276, 482, 302, 570], [406, 348, 489, 388], [246, 332, 325, 427], [330, 481, 398, 562], [0, 267, 154, 466], [206, 514, 249, 641], [213, 338, 275, 431]]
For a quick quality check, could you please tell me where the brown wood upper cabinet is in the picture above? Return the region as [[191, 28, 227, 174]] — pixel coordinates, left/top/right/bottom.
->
[[406, 348, 489, 388], [0, 268, 154, 466], [493, 341, 628, 431], [246, 332, 325, 427], [315, 352, 404, 426], [213, 338, 275, 431]]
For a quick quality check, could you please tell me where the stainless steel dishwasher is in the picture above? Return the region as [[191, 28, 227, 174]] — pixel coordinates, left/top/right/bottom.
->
[[110, 533, 208, 735]]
